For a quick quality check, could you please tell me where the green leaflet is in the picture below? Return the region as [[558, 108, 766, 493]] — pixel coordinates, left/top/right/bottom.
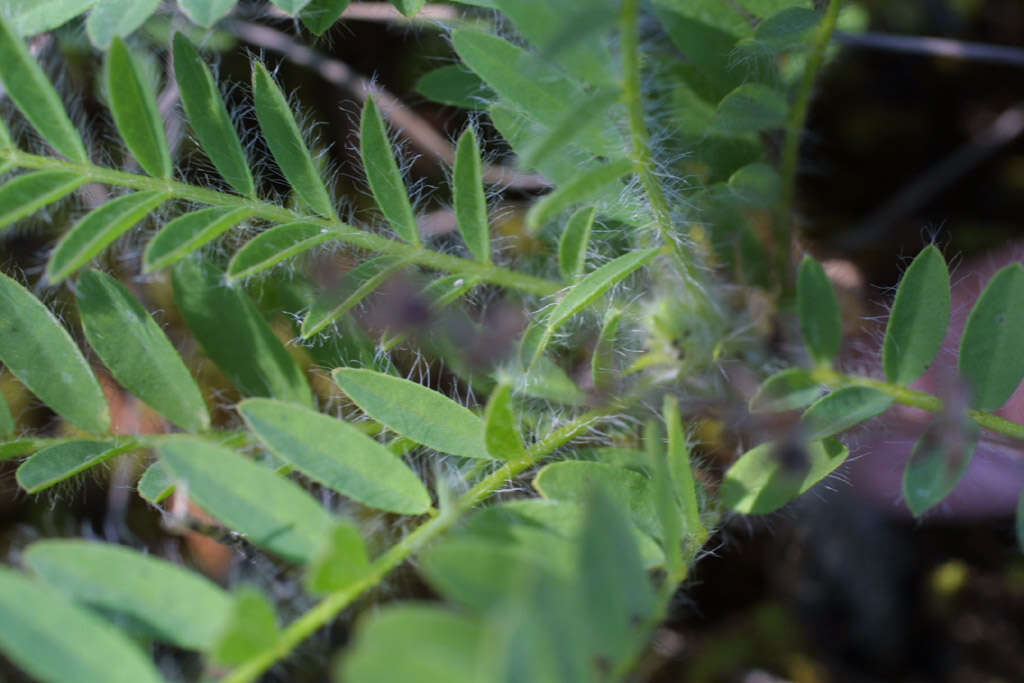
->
[[0, 16, 88, 162], [0, 567, 164, 683], [360, 98, 420, 244], [213, 587, 281, 667], [301, 0, 352, 35], [752, 7, 820, 51], [883, 245, 950, 386], [0, 115, 11, 149], [749, 367, 824, 413], [520, 90, 622, 172], [270, 0, 313, 12], [46, 190, 168, 283], [333, 368, 489, 459], [177, 0, 235, 27], [389, 0, 425, 17], [903, 417, 979, 517], [646, 418, 683, 581], [85, 0, 160, 48], [453, 128, 490, 263], [591, 307, 621, 393], [16, 440, 124, 493], [239, 398, 431, 514], [173, 33, 255, 197], [664, 396, 707, 544], [172, 258, 314, 407], [24, 539, 231, 650], [557, 206, 595, 281], [415, 66, 494, 110], [483, 383, 524, 460], [137, 459, 174, 503], [653, 6, 745, 101], [0, 272, 109, 434], [251, 61, 335, 217], [6, 0, 98, 36], [531, 248, 658, 366], [0, 170, 86, 232], [76, 269, 209, 432], [726, 162, 781, 208], [301, 256, 405, 339], [306, 521, 370, 594], [0, 384, 13, 437], [799, 386, 893, 441], [0, 439, 38, 461], [738, 0, 813, 19], [526, 159, 634, 230], [721, 437, 849, 514], [797, 255, 841, 366], [158, 436, 335, 563], [106, 37, 171, 178], [143, 206, 253, 272], [713, 83, 788, 133], [958, 263, 1024, 410], [227, 221, 336, 280]]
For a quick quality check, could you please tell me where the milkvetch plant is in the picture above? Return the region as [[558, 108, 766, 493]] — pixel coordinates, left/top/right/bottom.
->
[[0, 1, 1022, 681]]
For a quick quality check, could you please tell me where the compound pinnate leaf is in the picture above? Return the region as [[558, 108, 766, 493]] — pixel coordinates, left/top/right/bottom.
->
[[958, 263, 1024, 410], [749, 367, 824, 413], [213, 587, 280, 666], [453, 128, 490, 263], [227, 221, 335, 281], [483, 383, 524, 461], [360, 98, 420, 244], [333, 368, 488, 459], [800, 386, 892, 441], [558, 206, 595, 282], [24, 539, 231, 650], [721, 437, 848, 514], [86, 0, 160, 49], [177, 0, 235, 27], [173, 33, 254, 196], [903, 417, 979, 517], [16, 440, 125, 493], [0, 567, 163, 683], [883, 245, 950, 386], [0, 170, 85, 232], [797, 255, 841, 366], [46, 190, 168, 283], [239, 398, 431, 514], [0, 16, 88, 162], [106, 37, 171, 178], [0, 272, 109, 434], [158, 436, 335, 563], [77, 269, 209, 432], [143, 206, 253, 272]]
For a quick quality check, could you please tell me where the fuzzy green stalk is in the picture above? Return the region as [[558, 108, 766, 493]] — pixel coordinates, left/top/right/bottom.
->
[[776, 0, 844, 291], [0, 149, 561, 297]]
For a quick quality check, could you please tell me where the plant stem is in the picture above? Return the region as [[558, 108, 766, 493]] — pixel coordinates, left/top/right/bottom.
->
[[776, 0, 844, 291], [0, 150, 561, 297]]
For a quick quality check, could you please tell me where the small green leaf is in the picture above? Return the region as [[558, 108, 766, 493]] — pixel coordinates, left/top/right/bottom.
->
[[46, 190, 168, 283], [306, 521, 370, 594], [300, 256, 405, 339], [6, 0, 98, 36], [0, 439, 38, 461], [797, 255, 841, 366], [726, 162, 781, 208], [333, 368, 488, 459], [360, 98, 420, 245], [86, 0, 160, 48], [301, 0, 351, 35], [213, 587, 281, 667], [713, 83, 788, 133], [526, 158, 634, 231], [415, 65, 494, 110], [0, 15, 88, 162], [749, 367, 824, 413], [227, 221, 335, 280], [270, 0, 313, 13], [903, 417, 979, 517], [137, 460, 174, 503], [0, 567, 163, 683], [0, 170, 86, 232], [800, 386, 892, 441], [646, 418, 683, 581], [558, 206, 595, 282], [16, 440, 122, 493], [591, 307, 621, 393], [752, 7, 819, 50], [158, 436, 335, 563], [0, 272, 109, 434], [883, 245, 950, 386], [77, 269, 209, 432], [173, 258, 314, 407], [721, 437, 849, 514], [389, 0, 424, 17], [173, 33, 254, 196], [177, 0, 236, 27], [483, 383, 524, 460], [664, 395, 707, 544], [106, 37, 171, 177], [143, 206, 253, 272], [252, 61, 335, 217], [958, 263, 1024, 410], [453, 128, 490, 263], [24, 539, 231, 650], [239, 398, 431, 514]]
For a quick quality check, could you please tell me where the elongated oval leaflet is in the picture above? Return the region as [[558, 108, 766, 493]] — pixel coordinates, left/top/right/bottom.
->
[[526, 158, 634, 231], [749, 367, 824, 413], [106, 37, 171, 178], [76, 269, 209, 432], [453, 128, 490, 263], [903, 417, 979, 517], [251, 61, 335, 217], [143, 206, 254, 272], [483, 383, 524, 461], [178, 0, 236, 27], [360, 98, 420, 245], [227, 221, 336, 281], [158, 436, 335, 563], [0, 568, 164, 683], [558, 206, 595, 282], [883, 245, 950, 386], [137, 460, 174, 503], [306, 521, 370, 594], [172, 258, 314, 407], [16, 440, 126, 493], [333, 368, 489, 459], [86, 0, 160, 49], [172, 33, 255, 197], [0, 16, 88, 162], [531, 247, 658, 366], [239, 398, 431, 514], [301, 0, 353, 35], [800, 386, 893, 441], [301, 256, 405, 339], [24, 539, 231, 650], [46, 190, 168, 283], [591, 307, 621, 393], [0, 272, 109, 434], [720, 438, 849, 515], [664, 396, 707, 544], [797, 255, 841, 366], [646, 418, 683, 581], [0, 171, 86, 232], [958, 263, 1024, 410], [415, 65, 494, 110]]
